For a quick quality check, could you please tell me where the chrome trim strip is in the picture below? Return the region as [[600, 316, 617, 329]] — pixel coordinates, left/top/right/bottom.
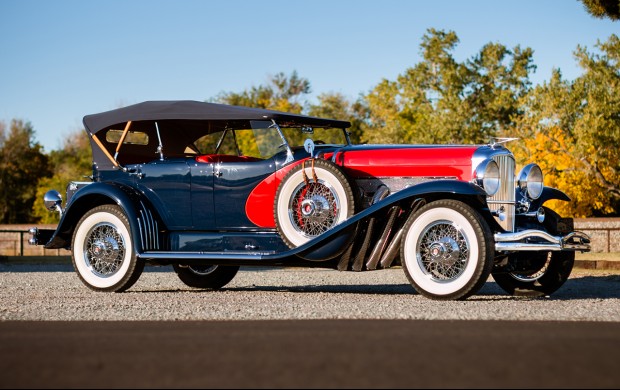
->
[[138, 251, 271, 261], [137, 216, 145, 251]]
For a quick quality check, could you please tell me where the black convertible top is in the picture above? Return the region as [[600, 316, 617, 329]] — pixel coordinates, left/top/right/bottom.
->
[[83, 100, 351, 170], [83, 100, 351, 134]]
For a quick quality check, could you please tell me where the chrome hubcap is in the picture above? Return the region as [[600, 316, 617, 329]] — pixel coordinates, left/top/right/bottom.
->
[[289, 180, 340, 237], [417, 221, 469, 281]]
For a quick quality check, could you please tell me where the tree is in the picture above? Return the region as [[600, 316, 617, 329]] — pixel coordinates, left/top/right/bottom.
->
[[511, 35, 620, 217], [581, 0, 620, 20], [0, 120, 51, 223], [215, 70, 311, 114], [362, 28, 535, 145], [32, 130, 92, 223], [307, 92, 369, 144]]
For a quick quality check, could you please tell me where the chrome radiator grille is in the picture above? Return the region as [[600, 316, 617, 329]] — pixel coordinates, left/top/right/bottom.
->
[[489, 154, 516, 232]]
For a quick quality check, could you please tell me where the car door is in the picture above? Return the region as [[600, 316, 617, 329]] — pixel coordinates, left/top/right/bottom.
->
[[213, 158, 276, 229], [133, 159, 193, 229]]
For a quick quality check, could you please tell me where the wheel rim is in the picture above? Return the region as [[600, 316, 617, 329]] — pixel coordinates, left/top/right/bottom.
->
[[416, 220, 470, 283], [188, 265, 218, 275], [83, 222, 126, 278], [510, 252, 552, 282], [288, 180, 341, 238]]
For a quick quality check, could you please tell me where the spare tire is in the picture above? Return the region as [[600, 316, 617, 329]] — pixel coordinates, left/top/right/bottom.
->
[[274, 159, 355, 248]]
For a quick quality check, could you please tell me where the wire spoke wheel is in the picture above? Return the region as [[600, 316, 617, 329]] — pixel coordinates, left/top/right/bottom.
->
[[492, 251, 574, 297], [417, 221, 470, 282], [84, 222, 126, 278], [72, 205, 144, 292], [275, 159, 355, 248], [289, 180, 340, 237], [401, 200, 493, 300]]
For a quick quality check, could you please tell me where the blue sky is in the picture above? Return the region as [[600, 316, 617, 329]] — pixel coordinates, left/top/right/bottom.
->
[[0, 0, 617, 152]]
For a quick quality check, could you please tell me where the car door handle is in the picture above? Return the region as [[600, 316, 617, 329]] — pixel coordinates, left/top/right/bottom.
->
[[127, 168, 145, 179], [215, 170, 223, 177]]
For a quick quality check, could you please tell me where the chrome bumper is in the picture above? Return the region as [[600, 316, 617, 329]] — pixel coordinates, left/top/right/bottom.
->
[[27, 227, 55, 246], [495, 230, 591, 252]]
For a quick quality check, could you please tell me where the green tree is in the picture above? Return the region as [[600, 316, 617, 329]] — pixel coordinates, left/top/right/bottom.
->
[[0, 120, 51, 223], [215, 70, 311, 114], [307, 92, 369, 143], [581, 0, 620, 20], [363, 28, 535, 145], [512, 35, 620, 217], [32, 130, 92, 223]]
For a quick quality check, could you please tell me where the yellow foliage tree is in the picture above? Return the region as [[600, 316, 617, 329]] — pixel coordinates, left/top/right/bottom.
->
[[509, 35, 620, 217]]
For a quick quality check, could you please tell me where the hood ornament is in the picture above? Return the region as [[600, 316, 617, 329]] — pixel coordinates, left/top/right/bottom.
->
[[489, 137, 519, 148]]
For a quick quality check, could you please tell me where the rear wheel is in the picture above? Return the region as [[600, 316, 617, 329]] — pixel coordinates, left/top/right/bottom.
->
[[492, 251, 574, 297], [71, 205, 144, 292], [400, 199, 494, 300], [274, 159, 355, 248], [173, 264, 240, 289]]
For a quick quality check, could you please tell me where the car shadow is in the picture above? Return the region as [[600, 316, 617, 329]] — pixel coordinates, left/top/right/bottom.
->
[[137, 277, 620, 300], [4, 263, 619, 300]]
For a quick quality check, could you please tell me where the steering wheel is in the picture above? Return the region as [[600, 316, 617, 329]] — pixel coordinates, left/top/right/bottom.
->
[[314, 140, 326, 145]]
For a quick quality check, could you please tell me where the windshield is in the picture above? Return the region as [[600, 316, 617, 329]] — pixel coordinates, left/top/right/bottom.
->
[[191, 120, 349, 159]]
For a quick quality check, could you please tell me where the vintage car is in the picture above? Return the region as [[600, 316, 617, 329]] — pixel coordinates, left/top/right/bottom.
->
[[29, 100, 591, 300]]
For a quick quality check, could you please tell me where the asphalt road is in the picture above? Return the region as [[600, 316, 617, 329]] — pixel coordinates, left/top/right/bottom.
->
[[1, 320, 619, 389], [1, 264, 619, 388]]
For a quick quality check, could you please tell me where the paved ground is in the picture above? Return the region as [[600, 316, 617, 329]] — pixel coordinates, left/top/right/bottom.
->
[[1, 320, 619, 389], [1, 265, 619, 321], [1, 263, 619, 388]]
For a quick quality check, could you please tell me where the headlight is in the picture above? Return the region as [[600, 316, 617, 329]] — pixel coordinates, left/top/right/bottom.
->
[[43, 189, 63, 215], [474, 159, 500, 196], [518, 163, 544, 199]]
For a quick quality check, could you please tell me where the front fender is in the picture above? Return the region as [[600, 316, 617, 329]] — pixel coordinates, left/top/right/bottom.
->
[[529, 187, 571, 210], [45, 182, 156, 253], [294, 180, 488, 261]]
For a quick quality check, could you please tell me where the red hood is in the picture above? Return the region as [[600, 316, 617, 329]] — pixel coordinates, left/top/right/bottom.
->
[[333, 145, 479, 182]]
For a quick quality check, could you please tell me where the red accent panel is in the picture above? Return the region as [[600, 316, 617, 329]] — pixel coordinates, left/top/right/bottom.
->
[[245, 159, 308, 228], [196, 154, 263, 163], [337, 146, 477, 181]]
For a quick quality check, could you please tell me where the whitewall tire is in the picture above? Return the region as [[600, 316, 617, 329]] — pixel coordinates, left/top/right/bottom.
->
[[401, 199, 494, 300], [71, 205, 144, 292]]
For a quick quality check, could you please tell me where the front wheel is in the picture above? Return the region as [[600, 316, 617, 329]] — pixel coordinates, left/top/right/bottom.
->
[[400, 199, 494, 300], [173, 264, 240, 289], [492, 251, 574, 297], [71, 205, 144, 292]]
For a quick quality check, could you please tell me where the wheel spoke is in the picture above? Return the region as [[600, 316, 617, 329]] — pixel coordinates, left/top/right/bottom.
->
[[417, 220, 469, 282], [289, 180, 339, 237], [83, 222, 125, 278]]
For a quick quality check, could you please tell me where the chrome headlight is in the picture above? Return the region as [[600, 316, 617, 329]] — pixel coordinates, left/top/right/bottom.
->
[[43, 189, 63, 215], [474, 159, 500, 196], [518, 163, 544, 200]]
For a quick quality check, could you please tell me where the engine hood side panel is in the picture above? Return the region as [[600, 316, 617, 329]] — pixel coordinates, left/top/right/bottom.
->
[[335, 145, 479, 180]]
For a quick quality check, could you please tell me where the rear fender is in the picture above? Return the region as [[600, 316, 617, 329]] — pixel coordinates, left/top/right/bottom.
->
[[45, 182, 159, 253]]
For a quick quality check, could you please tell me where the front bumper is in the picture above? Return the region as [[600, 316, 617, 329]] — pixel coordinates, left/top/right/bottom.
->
[[494, 230, 591, 252], [27, 228, 56, 247]]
